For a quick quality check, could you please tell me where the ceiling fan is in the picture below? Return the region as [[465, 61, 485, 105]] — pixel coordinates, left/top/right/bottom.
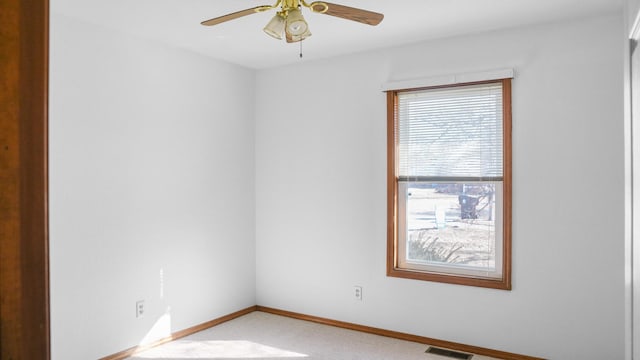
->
[[201, 0, 384, 43]]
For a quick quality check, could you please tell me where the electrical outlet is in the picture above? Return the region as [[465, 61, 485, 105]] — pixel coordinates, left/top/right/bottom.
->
[[354, 286, 362, 301], [136, 300, 145, 318]]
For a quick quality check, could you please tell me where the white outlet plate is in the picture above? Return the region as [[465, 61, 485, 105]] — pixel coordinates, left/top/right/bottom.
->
[[354, 286, 362, 301], [136, 300, 145, 318]]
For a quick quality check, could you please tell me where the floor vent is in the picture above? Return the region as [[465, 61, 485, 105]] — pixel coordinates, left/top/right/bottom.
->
[[425, 346, 473, 359]]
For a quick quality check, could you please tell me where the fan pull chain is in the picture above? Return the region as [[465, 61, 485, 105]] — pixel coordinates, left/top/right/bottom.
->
[[299, 40, 303, 58]]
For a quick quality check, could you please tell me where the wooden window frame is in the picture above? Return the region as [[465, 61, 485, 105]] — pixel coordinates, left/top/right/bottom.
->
[[386, 79, 512, 290]]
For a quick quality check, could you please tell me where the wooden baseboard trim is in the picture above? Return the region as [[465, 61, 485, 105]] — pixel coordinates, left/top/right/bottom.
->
[[99, 305, 258, 360], [100, 305, 544, 360], [256, 306, 545, 360]]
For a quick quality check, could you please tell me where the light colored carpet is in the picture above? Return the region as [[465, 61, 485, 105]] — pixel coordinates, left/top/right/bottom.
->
[[126, 311, 500, 360]]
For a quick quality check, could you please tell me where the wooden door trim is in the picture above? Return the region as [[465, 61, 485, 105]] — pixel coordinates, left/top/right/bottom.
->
[[0, 0, 50, 358]]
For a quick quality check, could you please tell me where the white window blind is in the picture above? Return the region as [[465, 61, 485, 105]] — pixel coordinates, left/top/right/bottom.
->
[[397, 83, 503, 180]]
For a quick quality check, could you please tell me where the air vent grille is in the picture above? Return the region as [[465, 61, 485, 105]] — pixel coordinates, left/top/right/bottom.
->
[[425, 346, 473, 359]]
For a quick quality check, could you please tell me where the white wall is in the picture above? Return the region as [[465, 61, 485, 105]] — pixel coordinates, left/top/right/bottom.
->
[[50, 10, 625, 360], [49, 15, 256, 359], [255, 14, 624, 359], [625, 0, 640, 358], [630, 0, 640, 33]]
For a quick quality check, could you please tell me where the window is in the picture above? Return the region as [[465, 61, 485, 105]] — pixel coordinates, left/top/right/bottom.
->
[[387, 79, 512, 290]]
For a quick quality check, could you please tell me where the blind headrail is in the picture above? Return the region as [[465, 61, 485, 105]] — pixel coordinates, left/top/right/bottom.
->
[[381, 68, 514, 92]]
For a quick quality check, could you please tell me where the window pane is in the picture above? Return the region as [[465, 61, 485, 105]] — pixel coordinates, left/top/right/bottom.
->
[[401, 182, 501, 276]]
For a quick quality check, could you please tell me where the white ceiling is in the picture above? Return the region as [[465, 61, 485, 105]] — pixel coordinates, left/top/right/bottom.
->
[[52, 0, 622, 69]]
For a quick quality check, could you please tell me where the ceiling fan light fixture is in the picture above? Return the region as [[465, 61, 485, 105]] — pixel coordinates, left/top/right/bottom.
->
[[285, 8, 308, 36], [263, 13, 286, 39], [287, 27, 312, 43]]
